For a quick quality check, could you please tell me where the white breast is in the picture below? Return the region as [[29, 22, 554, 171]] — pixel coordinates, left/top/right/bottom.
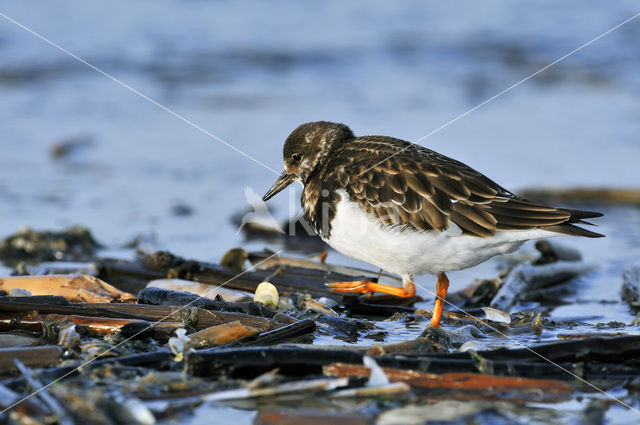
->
[[324, 190, 555, 277]]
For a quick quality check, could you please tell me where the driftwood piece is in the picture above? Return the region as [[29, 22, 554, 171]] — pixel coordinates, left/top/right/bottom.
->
[[324, 363, 571, 402], [146, 278, 252, 302], [0, 346, 62, 370], [0, 333, 40, 348], [229, 319, 317, 347], [8, 334, 640, 391], [256, 410, 370, 425], [137, 286, 275, 317], [0, 349, 175, 389], [0, 312, 186, 341], [412, 333, 640, 384], [188, 321, 261, 348], [101, 252, 419, 304], [341, 301, 416, 319], [443, 334, 640, 364], [315, 315, 365, 341], [0, 275, 135, 303], [0, 297, 149, 320], [491, 261, 594, 312], [186, 346, 501, 379], [98, 258, 166, 294], [89, 303, 279, 331], [188, 334, 640, 381], [188, 346, 363, 377], [0, 299, 281, 332]]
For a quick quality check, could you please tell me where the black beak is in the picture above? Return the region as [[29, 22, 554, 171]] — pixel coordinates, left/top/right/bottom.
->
[[262, 171, 296, 201]]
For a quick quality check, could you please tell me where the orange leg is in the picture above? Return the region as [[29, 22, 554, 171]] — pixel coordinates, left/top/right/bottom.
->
[[318, 251, 328, 264], [328, 277, 416, 298], [307, 251, 328, 264], [430, 272, 449, 328]]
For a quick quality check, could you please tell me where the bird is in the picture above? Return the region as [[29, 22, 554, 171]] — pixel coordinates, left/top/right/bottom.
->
[[262, 121, 603, 328]]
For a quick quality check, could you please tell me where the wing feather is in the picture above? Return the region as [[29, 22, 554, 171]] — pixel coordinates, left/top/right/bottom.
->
[[326, 138, 599, 237]]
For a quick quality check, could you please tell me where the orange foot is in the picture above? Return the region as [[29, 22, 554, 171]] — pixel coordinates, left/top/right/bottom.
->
[[328, 279, 416, 298]]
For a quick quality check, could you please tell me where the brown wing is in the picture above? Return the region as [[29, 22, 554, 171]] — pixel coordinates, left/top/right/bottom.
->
[[334, 138, 584, 237]]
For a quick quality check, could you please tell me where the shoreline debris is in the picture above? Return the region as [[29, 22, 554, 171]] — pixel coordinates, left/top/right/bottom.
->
[[0, 275, 135, 303], [0, 223, 638, 424]]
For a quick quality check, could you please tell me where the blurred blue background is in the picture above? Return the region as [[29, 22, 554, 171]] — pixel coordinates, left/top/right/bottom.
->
[[1, 1, 639, 264]]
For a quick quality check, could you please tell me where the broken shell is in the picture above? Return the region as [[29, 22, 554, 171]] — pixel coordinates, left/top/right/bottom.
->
[[8, 288, 32, 297], [78, 340, 114, 359], [58, 323, 81, 349], [245, 368, 281, 390], [457, 341, 484, 352], [300, 295, 338, 316], [121, 398, 156, 425], [331, 382, 410, 398], [254, 281, 279, 309], [110, 395, 156, 425], [363, 356, 389, 387], [532, 312, 543, 330], [317, 297, 339, 309], [202, 377, 349, 401], [168, 328, 193, 362], [481, 307, 511, 325]]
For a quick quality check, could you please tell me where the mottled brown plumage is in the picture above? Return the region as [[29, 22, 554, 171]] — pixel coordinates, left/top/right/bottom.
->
[[266, 121, 603, 239]]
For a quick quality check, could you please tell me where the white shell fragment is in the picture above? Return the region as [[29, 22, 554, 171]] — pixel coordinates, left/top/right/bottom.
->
[[481, 307, 511, 325], [300, 295, 338, 316], [317, 297, 339, 309], [330, 382, 410, 398], [457, 341, 484, 353], [8, 288, 32, 297], [168, 328, 193, 362], [254, 281, 279, 308], [329, 356, 410, 398], [120, 398, 156, 425], [57, 323, 81, 349], [363, 356, 389, 387], [202, 377, 349, 402]]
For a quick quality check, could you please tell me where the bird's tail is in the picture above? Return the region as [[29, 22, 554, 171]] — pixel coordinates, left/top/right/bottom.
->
[[543, 208, 604, 238]]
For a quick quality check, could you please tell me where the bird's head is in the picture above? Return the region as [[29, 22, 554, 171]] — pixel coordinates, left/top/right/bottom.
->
[[263, 121, 353, 201]]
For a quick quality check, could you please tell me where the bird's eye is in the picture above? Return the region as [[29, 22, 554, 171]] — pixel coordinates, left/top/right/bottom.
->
[[291, 153, 302, 163]]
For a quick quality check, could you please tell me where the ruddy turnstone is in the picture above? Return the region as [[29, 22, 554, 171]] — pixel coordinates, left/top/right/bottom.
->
[[263, 121, 603, 327]]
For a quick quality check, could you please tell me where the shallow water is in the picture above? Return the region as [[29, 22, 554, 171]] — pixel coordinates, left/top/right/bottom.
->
[[1, 1, 640, 423]]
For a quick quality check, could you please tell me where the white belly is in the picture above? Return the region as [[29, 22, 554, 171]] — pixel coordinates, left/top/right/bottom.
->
[[324, 190, 555, 277]]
